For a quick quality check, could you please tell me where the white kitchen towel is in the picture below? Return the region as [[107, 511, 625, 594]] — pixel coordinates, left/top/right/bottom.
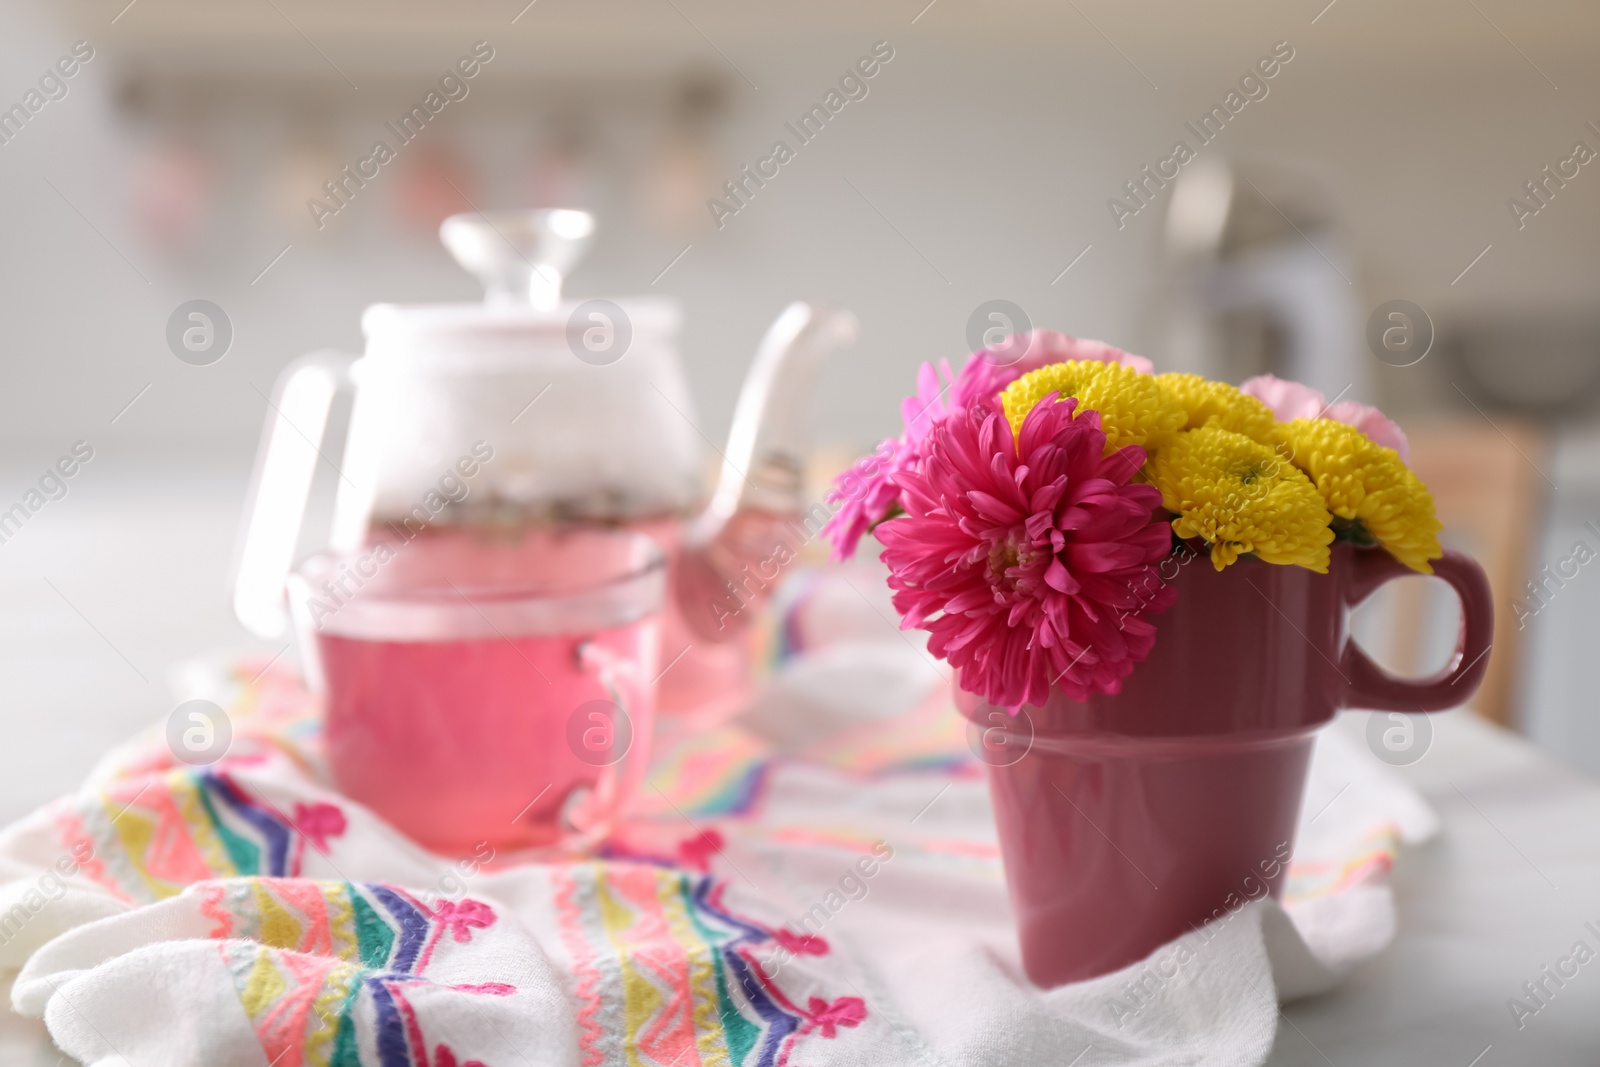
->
[[0, 566, 1439, 1067]]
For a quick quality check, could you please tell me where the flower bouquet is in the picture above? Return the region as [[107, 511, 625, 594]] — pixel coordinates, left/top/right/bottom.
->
[[826, 332, 1494, 986]]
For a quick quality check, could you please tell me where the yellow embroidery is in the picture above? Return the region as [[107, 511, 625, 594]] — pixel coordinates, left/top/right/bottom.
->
[[306, 960, 360, 1067], [657, 874, 732, 1067], [240, 949, 288, 1019], [170, 773, 234, 879]]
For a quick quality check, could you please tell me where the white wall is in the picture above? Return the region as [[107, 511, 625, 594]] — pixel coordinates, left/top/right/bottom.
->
[[2, 0, 1597, 455]]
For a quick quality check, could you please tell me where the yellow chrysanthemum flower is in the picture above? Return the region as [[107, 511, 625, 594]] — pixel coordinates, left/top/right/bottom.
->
[[1155, 373, 1278, 443], [1277, 418, 1443, 574], [1001, 360, 1186, 454], [1150, 425, 1334, 572]]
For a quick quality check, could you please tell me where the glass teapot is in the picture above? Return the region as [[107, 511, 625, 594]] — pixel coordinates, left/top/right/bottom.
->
[[233, 209, 857, 720]]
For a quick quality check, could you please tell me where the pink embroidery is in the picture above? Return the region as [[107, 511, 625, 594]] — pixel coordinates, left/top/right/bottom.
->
[[610, 865, 702, 1065], [51, 808, 130, 903], [114, 783, 213, 889], [111, 749, 181, 778], [433, 1045, 486, 1067], [384, 978, 431, 1067], [677, 829, 724, 872], [797, 996, 867, 1039], [773, 929, 828, 956], [414, 898, 497, 973], [198, 883, 234, 938], [726, 936, 868, 1067], [276, 880, 334, 956], [452, 982, 515, 995], [292, 802, 347, 854], [218, 750, 274, 768], [254, 951, 341, 1067], [435, 899, 497, 944], [555, 869, 606, 1067], [289, 801, 346, 874]]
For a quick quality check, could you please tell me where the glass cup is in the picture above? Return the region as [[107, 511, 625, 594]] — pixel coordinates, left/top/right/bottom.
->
[[288, 525, 664, 856]]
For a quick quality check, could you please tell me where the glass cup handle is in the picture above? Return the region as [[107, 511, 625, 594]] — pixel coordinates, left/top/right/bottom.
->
[[560, 641, 652, 851]]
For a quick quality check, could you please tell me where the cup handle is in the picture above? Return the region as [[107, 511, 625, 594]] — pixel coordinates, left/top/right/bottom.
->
[[1341, 547, 1494, 712], [559, 642, 653, 851]]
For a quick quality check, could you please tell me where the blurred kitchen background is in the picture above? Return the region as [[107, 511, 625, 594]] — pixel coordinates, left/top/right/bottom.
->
[[1, 0, 1597, 822]]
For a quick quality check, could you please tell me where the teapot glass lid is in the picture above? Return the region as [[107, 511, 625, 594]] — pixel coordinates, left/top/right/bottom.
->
[[360, 209, 681, 346]]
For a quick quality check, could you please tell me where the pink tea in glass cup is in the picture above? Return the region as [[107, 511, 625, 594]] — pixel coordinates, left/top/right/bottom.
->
[[288, 526, 664, 856]]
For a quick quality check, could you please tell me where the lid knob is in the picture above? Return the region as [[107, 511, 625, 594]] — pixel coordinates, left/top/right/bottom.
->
[[439, 209, 595, 311]]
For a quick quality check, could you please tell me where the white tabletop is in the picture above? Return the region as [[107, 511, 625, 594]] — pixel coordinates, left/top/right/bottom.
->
[[1271, 709, 1600, 1064]]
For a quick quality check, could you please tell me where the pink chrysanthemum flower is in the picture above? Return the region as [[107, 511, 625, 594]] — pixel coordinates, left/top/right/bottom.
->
[[877, 396, 1177, 709], [823, 332, 1154, 559]]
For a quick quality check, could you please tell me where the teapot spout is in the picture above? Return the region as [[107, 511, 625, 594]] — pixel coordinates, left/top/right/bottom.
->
[[678, 302, 858, 640]]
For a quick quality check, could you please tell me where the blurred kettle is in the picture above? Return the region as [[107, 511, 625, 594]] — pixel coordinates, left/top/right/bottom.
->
[[1152, 156, 1365, 400]]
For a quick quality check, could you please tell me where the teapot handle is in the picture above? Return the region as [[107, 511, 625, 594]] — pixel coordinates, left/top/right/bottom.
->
[[232, 351, 358, 638]]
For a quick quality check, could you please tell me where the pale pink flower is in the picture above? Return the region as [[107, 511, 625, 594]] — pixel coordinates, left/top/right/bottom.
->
[[1240, 374, 1410, 461], [1006, 330, 1157, 376], [955, 330, 1154, 411], [1239, 374, 1326, 421], [1323, 400, 1410, 460], [877, 397, 1176, 709], [824, 332, 1156, 559]]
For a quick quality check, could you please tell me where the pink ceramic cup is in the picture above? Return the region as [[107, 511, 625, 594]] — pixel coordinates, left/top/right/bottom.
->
[[288, 526, 665, 856], [957, 541, 1493, 988]]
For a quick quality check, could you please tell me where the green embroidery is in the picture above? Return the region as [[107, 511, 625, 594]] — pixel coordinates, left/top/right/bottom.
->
[[679, 877, 760, 1064], [350, 886, 395, 969], [329, 980, 365, 1067], [195, 779, 260, 875]]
